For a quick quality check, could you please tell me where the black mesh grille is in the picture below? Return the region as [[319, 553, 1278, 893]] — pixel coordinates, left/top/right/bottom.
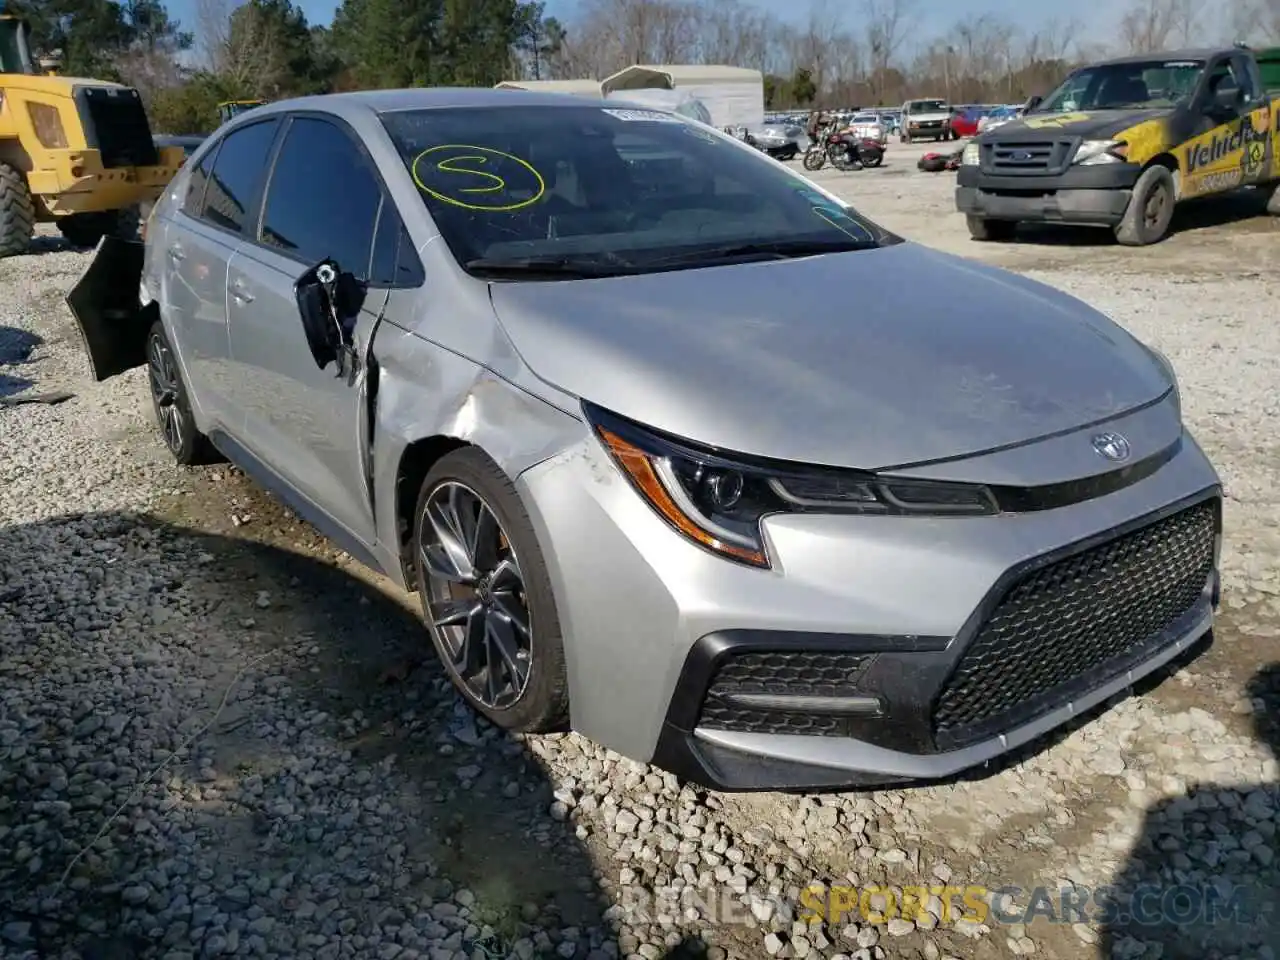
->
[[698, 651, 874, 736], [933, 500, 1217, 748], [79, 87, 157, 169]]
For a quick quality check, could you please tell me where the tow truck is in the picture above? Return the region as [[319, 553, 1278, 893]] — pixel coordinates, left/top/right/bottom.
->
[[955, 45, 1280, 245]]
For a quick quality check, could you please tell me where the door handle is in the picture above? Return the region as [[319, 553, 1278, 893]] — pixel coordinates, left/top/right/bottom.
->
[[231, 279, 254, 304]]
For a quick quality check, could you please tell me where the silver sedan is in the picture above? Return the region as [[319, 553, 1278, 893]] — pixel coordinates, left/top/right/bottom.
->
[[71, 88, 1222, 791]]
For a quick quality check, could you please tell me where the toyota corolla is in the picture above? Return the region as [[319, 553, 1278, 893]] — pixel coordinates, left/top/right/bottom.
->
[[68, 88, 1221, 791]]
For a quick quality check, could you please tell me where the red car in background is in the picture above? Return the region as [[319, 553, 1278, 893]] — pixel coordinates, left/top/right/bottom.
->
[[948, 107, 986, 139]]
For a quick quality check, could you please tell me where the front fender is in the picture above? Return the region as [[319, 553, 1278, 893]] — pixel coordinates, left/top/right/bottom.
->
[[367, 321, 585, 589]]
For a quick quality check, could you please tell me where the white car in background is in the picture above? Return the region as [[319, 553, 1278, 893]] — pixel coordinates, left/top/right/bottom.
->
[[846, 112, 887, 144]]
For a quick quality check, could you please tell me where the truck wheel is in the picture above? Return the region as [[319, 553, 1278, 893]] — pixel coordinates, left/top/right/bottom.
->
[[966, 216, 1018, 242], [1265, 181, 1280, 216], [0, 161, 36, 258], [1115, 165, 1175, 246], [58, 209, 141, 249]]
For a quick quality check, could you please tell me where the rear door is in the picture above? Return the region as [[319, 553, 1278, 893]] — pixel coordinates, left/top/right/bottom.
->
[[1236, 53, 1274, 185], [164, 118, 280, 430], [224, 113, 393, 546]]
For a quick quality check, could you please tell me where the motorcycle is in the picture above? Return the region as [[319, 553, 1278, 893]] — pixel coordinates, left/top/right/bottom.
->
[[802, 128, 885, 171]]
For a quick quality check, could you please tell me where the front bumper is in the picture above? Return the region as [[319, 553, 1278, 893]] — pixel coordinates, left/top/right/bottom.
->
[[518, 420, 1221, 792], [955, 162, 1141, 225]]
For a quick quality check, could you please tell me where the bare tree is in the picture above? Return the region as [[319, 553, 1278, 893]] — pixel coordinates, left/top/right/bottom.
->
[[196, 0, 237, 72], [1233, 0, 1280, 41], [864, 0, 912, 103], [1118, 0, 1179, 53]]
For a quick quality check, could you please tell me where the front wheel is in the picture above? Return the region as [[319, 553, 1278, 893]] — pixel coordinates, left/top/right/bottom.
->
[[802, 146, 826, 171], [1114, 165, 1175, 246], [413, 448, 569, 733], [966, 216, 1018, 242]]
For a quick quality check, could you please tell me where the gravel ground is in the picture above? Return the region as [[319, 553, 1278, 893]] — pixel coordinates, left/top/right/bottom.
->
[[1, 150, 1278, 960]]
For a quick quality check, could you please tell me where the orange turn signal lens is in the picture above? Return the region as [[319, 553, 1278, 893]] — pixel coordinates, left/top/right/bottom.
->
[[597, 427, 769, 568]]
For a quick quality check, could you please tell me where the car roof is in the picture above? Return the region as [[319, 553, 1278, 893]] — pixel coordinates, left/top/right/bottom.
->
[[242, 86, 609, 121], [1088, 48, 1226, 67]]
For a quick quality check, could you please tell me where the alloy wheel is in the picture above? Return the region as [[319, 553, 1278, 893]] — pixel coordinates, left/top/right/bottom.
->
[[147, 333, 183, 453], [419, 481, 532, 710]]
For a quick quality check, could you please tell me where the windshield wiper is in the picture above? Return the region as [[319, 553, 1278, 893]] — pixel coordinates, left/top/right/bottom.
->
[[648, 237, 880, 266], [464, 256, 636, 279]]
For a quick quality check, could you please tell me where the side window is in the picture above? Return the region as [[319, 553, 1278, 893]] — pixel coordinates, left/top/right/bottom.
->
[[368, 201, 424, 288], [259, 116, 382, 279], [199, 120, 278, 234], [183, 144, 217, 216], [1236, 55, 1263, 102]]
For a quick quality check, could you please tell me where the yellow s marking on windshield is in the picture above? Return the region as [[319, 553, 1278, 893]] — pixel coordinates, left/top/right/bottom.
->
[[411, 144, 546, 211], [436, 155, 506, 193], [1023, 112, 1092, 129]]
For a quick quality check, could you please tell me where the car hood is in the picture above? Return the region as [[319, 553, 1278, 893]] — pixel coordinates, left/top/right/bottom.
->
[[908, 111, 952, 122], [986, 108, 1173, 141], [487, 243, 1171, 470]]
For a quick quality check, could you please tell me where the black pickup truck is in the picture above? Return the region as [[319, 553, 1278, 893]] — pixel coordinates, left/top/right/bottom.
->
[[955, 46, 1280, 245]]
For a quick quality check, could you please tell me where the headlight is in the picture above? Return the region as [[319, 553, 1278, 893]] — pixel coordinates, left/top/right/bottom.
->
[[962, 143, 980, 165], [27, 102, 68, 149], [586, 403, 998, 569], [1073, 140, 1127, 165]]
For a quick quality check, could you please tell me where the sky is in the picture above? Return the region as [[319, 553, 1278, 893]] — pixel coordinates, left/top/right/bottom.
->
[[167, 0, 1237, 58]]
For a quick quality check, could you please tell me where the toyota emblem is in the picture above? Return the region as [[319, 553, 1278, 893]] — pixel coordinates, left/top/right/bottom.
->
[[1012, 150, 1033, 161], [1091, 432, 1131, 462]]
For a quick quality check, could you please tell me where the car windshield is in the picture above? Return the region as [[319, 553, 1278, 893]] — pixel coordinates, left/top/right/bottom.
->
[[852, 114, 878, 123], [909, 100, 946, 112], [380, 105, 893, 278], [1034, 59, 1205, 112]]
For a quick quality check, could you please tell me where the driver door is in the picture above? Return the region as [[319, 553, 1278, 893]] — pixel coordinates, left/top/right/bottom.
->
[[1180, 56, 1252, 198], [223, 114, 394, 547]]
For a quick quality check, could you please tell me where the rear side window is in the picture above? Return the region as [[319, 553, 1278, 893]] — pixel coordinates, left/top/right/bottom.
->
[[199, 119, 279, 234], [259, 116, 382, 279]]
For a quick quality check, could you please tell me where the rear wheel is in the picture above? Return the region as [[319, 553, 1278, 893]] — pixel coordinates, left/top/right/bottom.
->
[[1264, 181, 1280, 216], [1115, 165, 1175, 246], [0, 161, 35, 258], [967, 216, 1018, 242], [413, 448, 569, 733], [58, 208, 141, 249], [146, 319, 218, 465]]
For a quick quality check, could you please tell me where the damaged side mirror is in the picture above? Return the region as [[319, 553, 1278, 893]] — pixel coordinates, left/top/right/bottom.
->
[[294, 259, 365, 379]]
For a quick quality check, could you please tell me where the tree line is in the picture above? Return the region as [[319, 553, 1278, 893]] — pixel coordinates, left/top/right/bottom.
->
[[7, 0, 1279, 135]]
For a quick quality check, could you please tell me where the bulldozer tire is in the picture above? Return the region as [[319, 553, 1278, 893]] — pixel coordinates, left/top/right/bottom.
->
[[58, 209, 141, 249], [0, 162, 36, 258]]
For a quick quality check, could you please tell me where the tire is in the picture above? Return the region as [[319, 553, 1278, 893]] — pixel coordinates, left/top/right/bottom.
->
[[145, 319, 218, 466], [58, 208, 141, 249], [0, 161, 36, 258], [863, 153, 883, 168], [1114, 165, 1176, 246], [412, 447, 569, 733], [802, 147, 826, 171], [966, 215, 1018, 242], [1265, 181, 1280, 216]]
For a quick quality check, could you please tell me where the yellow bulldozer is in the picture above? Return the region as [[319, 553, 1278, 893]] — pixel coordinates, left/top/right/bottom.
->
[[0, 11, 183, 256]]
